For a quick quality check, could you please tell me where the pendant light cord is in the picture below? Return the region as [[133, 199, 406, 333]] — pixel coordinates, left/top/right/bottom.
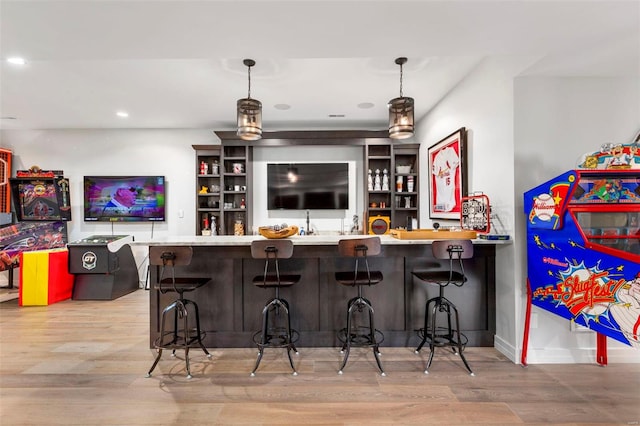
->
[[247, 65, 252, 99], [399, 62, 403, 98]]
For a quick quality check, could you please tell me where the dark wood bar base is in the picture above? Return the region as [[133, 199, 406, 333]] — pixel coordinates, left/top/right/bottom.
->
[[149, 242, 496, 348]]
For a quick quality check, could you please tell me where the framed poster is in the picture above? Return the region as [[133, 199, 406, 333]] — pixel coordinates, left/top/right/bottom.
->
[[428, 127, 467, 220]]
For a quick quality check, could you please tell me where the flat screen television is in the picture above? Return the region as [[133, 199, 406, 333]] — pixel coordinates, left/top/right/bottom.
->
[[84, 176, 166, 222], [267, 163, 349, 210]]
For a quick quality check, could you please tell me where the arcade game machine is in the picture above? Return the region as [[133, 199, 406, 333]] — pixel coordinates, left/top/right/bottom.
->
[[2, 167, 71, 289], [67, 234, 138, 300], [0, 148, 13, 288], [523, 141, 640, 365], [0, 148, 13, 222]]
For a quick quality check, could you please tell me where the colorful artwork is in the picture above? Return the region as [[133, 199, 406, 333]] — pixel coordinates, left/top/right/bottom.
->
[[524, 168, 640, 348], [573, 176, 640, 204], [0, 221, 68, 271], [10, 177, 72, 222], [577, 142, 640, 170]]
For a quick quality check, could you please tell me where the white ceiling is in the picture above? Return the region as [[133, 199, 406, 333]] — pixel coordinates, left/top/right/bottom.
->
[[1, 0, 638, 132]]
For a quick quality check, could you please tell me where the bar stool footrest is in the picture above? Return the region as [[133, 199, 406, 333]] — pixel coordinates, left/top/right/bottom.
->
[[252, 328, 299, 349], [153, 329, 207, 350], [416, 327, 468, 349], [337, 326, 384, 347]]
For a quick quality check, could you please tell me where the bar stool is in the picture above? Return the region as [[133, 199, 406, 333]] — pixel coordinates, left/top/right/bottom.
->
[[413, 239, 474, 375], [335, 236, 385, 376], [146, 246, 212, 379], [250, 239, 300, 376]]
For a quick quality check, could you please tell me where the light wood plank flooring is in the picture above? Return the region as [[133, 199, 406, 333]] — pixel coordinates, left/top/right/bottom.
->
[[1, 289, 638, 425]]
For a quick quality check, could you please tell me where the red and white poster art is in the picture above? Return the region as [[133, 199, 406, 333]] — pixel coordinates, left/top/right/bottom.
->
[[428, 127, 467, 220]]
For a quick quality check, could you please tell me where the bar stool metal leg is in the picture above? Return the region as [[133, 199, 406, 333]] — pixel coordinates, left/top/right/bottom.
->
[[147, 297, 211, 379], [338, 295, 385, 376], [251, 297, 298, 376], [448, 298, 474, 375], [418, 295, 474, 376]]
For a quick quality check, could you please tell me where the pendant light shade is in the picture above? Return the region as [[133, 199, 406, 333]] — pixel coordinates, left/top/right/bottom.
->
[[388, 57, 414, 140], [237, 59, 262, 141]]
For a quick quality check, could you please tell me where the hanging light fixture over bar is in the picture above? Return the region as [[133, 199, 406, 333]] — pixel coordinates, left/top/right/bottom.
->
[[388, 57, 414, 140], [237, 59, 262, 141]]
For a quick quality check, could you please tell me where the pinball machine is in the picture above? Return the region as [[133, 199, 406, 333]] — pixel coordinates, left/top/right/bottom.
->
[[1, 168, 71, 288], [522, 142, 640, 365]]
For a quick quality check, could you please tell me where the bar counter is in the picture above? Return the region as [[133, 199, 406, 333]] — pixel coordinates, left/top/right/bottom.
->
[[143, 235, 505, 348]]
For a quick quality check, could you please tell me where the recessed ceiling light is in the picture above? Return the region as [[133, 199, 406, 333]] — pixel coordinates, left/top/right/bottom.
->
[[7, 57, 26, 65], [328, 114, 346, 118], [0, 116, 17, 120], [274, 104, 291, 110], [116, 111, 129, 118], [357, 102, 375, 109]]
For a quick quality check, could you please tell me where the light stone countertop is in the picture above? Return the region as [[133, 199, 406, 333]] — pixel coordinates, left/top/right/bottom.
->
[[134, 234, 510, 246]]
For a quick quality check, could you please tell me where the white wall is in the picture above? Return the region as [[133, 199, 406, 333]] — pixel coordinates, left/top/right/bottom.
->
[[0, 129, 214, 242], [416, 57, 533, 362], [514, 76, 640, 363]]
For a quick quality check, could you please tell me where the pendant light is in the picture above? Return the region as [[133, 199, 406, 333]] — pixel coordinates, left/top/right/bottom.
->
[[388, 57, 414, 140], [237, 59, 262, 141]]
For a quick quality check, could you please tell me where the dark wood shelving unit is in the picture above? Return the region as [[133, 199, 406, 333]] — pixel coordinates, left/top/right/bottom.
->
[[193, 144, 251, 235], [365, 142, 420, 233]]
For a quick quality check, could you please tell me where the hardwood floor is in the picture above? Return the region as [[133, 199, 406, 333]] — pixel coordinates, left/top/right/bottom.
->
[[1, 289, 638, 425]]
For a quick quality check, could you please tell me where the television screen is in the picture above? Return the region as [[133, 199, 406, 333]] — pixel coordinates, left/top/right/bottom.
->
[[84, 176, 166, 222], [267, 163, 349, 210]]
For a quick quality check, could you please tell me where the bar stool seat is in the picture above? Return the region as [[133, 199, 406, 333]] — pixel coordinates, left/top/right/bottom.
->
[[335, 237, 385, 376], [250, 239, 300, 376], [413, 239, 474, 375], [146, 246, 212, 379]]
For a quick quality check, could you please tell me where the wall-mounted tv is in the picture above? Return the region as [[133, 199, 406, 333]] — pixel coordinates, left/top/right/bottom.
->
[[84, 176, 166, 222], [267, 163, 349, 210]]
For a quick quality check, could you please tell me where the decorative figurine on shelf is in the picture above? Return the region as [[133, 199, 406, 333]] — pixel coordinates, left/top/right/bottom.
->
[[199, 185, 209, 194], [382, 168, 389, 191], [210, 216, 217, 235], [351, 214, 360, 234], [199, 161, 208, 175], [240, 198, 246, 209], [202, 216, 212, 235], [211, 160, 219, 175], [367, 169, 373, 191], [405, 196, 411, 208], [374, 169, 382, 191]]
